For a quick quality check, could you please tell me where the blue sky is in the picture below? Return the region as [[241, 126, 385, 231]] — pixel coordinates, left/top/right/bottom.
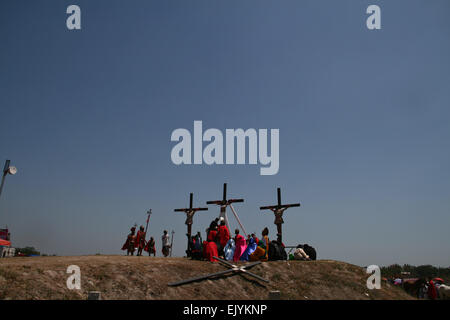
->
[[1, 0, 449, 267]]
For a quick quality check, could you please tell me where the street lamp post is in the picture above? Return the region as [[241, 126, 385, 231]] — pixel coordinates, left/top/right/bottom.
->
[[0, 160, 18, 200]]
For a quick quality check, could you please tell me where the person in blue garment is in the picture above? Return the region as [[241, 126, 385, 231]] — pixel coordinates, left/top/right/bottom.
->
[[223, 238, 235, 261], [240, 234, 258, 261]]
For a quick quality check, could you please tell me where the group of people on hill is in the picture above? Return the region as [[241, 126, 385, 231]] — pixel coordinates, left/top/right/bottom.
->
[[418, 278, 442, 300], [122, 227, 174, 257], [393, 277, 447, 300], [121, 226, 157, 256], [187, 216, 293, 262], [122, 217, 317, 262]]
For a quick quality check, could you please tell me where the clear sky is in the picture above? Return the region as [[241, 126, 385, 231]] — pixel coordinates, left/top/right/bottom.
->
[[1, 0, 449, 267]]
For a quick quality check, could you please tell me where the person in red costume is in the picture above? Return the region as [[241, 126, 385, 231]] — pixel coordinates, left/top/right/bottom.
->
[[428, 278, 438, 300], [233, 229, 247, 262], [202, 240, 208, 259], [207, 224, 218, 242], [121, 226, 136, 256], [217, 220, 230, 256], [135, 225, 146, 256], [204, 225, 219, 262], [144, 236, 156, 257]]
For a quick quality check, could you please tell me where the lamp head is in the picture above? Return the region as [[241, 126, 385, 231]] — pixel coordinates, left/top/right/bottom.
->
[[7, 166, 17, 175]]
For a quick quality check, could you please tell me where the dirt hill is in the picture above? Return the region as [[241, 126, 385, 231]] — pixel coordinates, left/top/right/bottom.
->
[[0, 255, 413, 300]]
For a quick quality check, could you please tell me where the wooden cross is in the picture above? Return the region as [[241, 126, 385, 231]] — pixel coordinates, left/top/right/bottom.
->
[[175, 193, 208, 254], [206, 183, 245, 236], [260, 188, 300, 243], [167, 256, 269, 286]]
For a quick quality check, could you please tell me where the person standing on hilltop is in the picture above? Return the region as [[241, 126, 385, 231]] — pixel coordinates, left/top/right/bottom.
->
[[204, 223, 219, 262], [135, 225, 146, 256], [162, 230, 171, 257], [121, 226, 137, 256], [145, 236, 156, 257], [216, 219, 230, 257]]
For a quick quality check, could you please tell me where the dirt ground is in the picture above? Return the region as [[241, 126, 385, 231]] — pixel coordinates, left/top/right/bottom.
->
[[0, 255, 414, 300]]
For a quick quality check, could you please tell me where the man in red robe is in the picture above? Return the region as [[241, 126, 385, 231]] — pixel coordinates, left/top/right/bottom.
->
[[135, 225, 146, 256], [428, 279, 438, 300], [121, 226, 136, 256], [204, 241, 218, 262], [217, 220, 230, 255], [204, 227, 219, 262]]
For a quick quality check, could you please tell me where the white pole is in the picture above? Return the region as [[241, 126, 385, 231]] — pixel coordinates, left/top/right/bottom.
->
[[229, 204, 247, 238]]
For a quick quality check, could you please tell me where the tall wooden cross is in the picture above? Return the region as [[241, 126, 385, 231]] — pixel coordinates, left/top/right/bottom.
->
[[207, 183, 246, 236], [174, 193, 208, 254], [260, 188, 300, 243]]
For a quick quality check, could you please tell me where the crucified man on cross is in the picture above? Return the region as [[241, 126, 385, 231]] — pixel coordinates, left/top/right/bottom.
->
[[260, 188, 300, 243], [271, 207, 287, 235], [184, 211, 195, 232], [174, 193, 208, 256]]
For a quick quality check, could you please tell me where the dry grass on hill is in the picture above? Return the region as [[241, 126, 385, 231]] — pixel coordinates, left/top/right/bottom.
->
[[0, 255, 414, 300]]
